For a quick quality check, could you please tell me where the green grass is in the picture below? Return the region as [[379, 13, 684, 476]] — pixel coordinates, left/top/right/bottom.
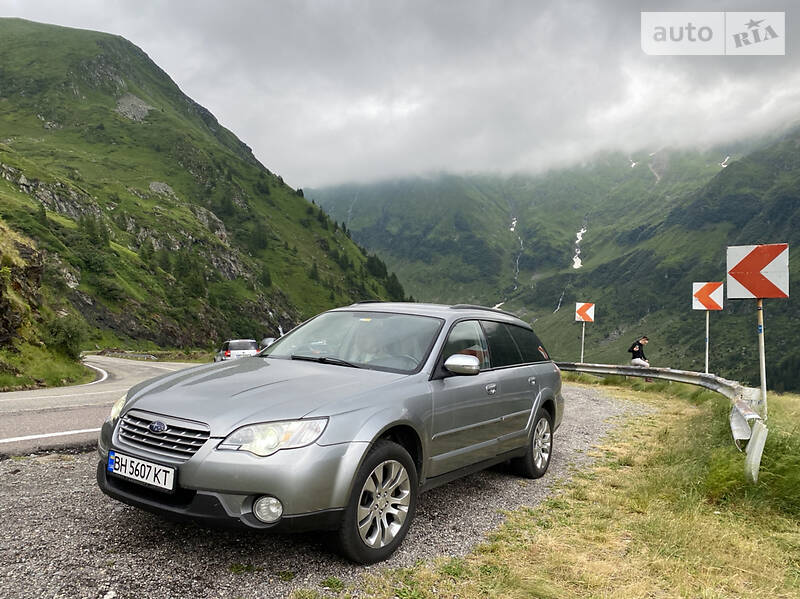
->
[[0, 342, 93, 390], [320, 576, 345, 592]]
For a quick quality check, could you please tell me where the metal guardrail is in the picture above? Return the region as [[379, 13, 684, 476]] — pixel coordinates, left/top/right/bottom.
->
[[556, 362, 768, 483]]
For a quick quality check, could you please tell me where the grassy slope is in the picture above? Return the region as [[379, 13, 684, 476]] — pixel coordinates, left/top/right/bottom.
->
[[0, 18, 405, 374], [0, 218, 93, 388], [313, 132, 800, 390], [312, 148, 731, 306], [311, 175, 520, 302], [521, 132, 800, 390]]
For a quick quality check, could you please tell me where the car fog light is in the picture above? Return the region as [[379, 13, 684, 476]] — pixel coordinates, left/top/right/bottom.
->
[[253, 496, 283, 523]]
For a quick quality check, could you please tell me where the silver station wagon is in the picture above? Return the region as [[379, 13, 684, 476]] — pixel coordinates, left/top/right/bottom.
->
[[97, 302, 564, 563]]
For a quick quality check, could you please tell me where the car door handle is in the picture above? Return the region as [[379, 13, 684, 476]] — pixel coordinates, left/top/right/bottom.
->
[[485, 383, 497, 395], [528, 376, 537, 386]]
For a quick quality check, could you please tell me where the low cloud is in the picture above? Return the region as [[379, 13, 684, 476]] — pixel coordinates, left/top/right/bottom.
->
[[1, 0, 797, 186]]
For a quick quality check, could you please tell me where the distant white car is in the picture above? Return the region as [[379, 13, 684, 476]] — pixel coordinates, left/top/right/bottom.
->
[[213, 339, 259, 362]]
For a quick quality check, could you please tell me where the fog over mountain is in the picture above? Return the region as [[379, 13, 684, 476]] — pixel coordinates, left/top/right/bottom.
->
[[1, 0, 797, 186]]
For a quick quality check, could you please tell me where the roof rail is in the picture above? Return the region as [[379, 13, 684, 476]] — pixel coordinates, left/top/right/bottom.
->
[[449, 304, 520, 318]]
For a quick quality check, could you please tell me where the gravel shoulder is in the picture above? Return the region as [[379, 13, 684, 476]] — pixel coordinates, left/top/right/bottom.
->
[[0, 383, 653, 599]]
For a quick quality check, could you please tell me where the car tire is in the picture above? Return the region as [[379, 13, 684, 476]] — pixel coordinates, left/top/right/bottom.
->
[[337, 439, 418, 564], [513, 406, 553, 479]]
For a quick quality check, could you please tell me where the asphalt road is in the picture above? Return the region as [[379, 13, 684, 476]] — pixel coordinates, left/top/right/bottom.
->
[[0, 355, 201, 456]]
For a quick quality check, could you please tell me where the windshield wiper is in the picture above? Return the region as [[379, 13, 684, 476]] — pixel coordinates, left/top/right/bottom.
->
[[290, 354, 361, 368]]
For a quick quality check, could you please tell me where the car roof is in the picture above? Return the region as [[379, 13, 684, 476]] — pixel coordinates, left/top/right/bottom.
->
[[225, 338, 257, 342], [330, 302, 532, 330]]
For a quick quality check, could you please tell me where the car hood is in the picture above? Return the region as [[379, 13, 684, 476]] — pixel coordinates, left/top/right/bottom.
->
[[125, 357, 406, 436]]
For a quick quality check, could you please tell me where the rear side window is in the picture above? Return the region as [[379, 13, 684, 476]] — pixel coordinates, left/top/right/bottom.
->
[[230, 340, 258, 351], [480, 321, 523, 368], [507, 325, 550, 363]]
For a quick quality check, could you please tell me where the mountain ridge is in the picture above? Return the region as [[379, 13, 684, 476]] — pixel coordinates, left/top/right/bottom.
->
[[312, 135, 800, 391], [0, 18, 404, 388]]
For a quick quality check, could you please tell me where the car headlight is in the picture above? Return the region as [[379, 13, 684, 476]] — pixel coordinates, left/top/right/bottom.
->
[[218, 419, 328, 457], [108, 395, 127, 422]]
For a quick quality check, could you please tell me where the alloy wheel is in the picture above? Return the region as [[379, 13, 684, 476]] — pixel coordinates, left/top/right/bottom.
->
[[533, 417, 552, 470], [356, 459, 411, 548]]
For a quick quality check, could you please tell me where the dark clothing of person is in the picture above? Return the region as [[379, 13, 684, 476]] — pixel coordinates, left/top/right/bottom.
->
[[628, 341, 647, 361]]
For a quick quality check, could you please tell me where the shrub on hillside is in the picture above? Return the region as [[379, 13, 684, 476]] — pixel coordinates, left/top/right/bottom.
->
[[45, 316, 86, 359], [94, 276, 126, 301]]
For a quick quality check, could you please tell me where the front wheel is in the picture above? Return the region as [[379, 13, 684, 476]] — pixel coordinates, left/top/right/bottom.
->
[[513, 406, 553, 479], [337, 440, 418, 564]]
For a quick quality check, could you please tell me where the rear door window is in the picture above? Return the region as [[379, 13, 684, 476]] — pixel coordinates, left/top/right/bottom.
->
[[507, 325, 550, 363], [480, 321, 523, 368]]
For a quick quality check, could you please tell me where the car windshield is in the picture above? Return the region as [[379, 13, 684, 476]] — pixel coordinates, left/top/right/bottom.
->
[[260, 310, 443, 373], [229, 341, 258, 351]]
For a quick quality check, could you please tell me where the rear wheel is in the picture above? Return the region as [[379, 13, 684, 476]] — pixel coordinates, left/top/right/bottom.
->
[[337, 440, 418, 564], [513, 406, 553, 479]]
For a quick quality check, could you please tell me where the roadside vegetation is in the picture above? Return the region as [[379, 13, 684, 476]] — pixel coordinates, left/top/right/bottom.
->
[[291, 378, 800, 598], [0, 344, 93, 390]]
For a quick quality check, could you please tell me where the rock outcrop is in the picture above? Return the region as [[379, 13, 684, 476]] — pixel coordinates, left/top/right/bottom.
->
[[115, 93, 152, 122]]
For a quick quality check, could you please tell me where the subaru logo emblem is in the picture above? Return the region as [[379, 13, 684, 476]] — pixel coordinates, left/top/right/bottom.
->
[[149, 421, 168, 434]]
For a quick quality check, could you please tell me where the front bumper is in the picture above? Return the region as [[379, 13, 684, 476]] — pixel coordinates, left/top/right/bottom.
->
[[96, 461, 343, 531], [97, 419, 369, 531]]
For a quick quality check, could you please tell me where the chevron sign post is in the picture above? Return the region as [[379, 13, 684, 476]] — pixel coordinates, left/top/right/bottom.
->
[[692, 282, 723, 374], [575, 302, 595, 362], [727, 243, 790, 419]]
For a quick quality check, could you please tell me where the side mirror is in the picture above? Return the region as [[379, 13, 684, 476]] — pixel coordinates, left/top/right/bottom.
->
[[261, 337, 277, 349], [444, 354, 481, 376]]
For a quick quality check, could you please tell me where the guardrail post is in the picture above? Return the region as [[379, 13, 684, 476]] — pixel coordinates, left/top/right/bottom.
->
[[745, 421, 768, 483]]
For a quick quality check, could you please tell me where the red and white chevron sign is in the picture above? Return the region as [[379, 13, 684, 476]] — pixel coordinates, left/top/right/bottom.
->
[[692, 282, 723, 310], [727, 244, 789, 299], [575, 302, 595, 322]]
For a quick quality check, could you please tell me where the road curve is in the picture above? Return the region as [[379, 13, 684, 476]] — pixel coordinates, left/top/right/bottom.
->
[[0, 355, 201, 456]]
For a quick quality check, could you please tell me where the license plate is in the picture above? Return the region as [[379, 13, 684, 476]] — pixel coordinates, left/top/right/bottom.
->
[[107, 451, 175, 491]]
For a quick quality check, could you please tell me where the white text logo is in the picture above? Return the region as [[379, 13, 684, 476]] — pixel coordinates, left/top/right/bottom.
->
[[641, 12, 785, 55]]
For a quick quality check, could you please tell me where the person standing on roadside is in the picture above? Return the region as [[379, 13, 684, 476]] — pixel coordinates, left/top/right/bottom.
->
[[628, 336, 649, 367]]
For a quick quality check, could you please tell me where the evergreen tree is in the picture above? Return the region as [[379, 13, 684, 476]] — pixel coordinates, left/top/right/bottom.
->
[[157, 249, 172, 272], [260, 266, 272, 288], [385, 272, 405, 300], [251, 226, 269, 250], [139, 239, 154, 264]]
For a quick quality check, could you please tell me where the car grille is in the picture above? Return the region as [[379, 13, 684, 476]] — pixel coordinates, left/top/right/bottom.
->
[[117, 410, 210, 462]]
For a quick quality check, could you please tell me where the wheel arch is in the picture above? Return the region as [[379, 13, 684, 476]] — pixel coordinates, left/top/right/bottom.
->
[[375, 423, 424, 479], [538, 396, 556, 421]]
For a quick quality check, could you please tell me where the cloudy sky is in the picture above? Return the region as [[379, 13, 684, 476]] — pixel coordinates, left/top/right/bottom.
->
[[1, 0, 798, 187]]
